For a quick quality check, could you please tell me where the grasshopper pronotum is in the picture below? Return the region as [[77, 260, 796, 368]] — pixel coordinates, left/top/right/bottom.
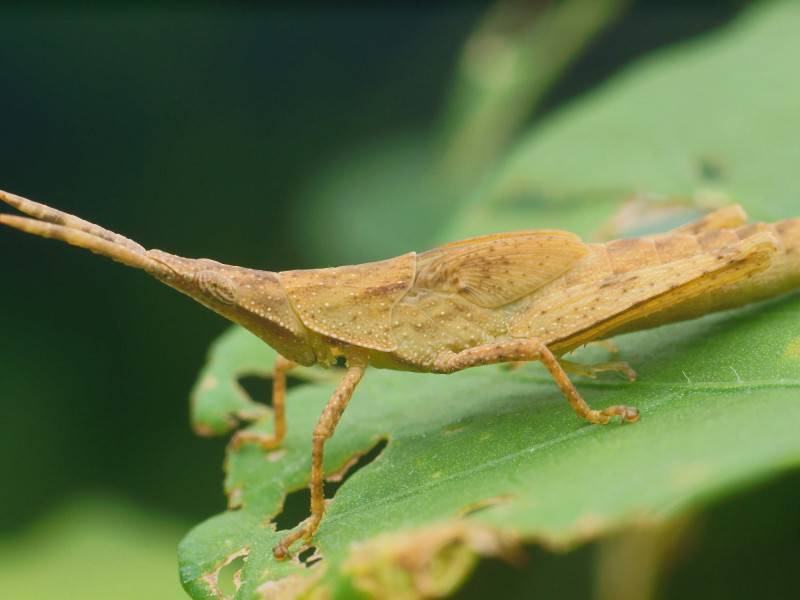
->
[[1, 189, 798, 558]]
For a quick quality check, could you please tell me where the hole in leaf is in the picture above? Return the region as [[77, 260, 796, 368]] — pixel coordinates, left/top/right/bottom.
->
[[297, 546, 322, 568], [272, 438, 388, 531], [327, 438, 388, 488], [273, 488, 310, 532], [697, 155, 726, 181], [217, 554, 246, 598], [297, 546, 315, 563], [238, 374, 304, 408], [238, 375, 270, 407]]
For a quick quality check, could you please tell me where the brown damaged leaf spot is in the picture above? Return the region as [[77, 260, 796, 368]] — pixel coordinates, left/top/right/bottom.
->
[[255, 567, 328, 600], [267, 449, 288, 463], [227, 486, 244, 510], [200, 547, 249, 600], [570, 513, 612, 542], [783, 338, 800, 359], [455, 495, 514, 518], [343, 522, 522, 600], [591, 193, 706, 242], [200, 375, 219, 391], [193, 423, 218, 437]]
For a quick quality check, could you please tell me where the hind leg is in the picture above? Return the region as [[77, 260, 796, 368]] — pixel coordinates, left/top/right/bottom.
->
[[434, 339, 639, 424]]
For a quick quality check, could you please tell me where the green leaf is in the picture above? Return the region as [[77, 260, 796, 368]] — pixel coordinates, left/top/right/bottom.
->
[[180, 295, 800, 599], [180, 2, 800, 598], [444, 0, 800, 240]]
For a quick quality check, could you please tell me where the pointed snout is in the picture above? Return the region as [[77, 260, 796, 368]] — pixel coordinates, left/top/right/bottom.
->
[[145, 250, 242, 307]]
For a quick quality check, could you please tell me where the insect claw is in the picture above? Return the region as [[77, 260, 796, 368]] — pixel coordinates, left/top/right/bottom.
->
[[227, 434, 243, 451], [622, 406, 640, 423], [228, 430, 283, 452], [273, 520, 313, 560], [597, 404, 640, 424], [272, 542, 291, 561], [618, 363, 638, 382]]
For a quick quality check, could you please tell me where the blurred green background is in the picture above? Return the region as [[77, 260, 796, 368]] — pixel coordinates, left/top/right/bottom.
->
[[1, 2, 797, 599]]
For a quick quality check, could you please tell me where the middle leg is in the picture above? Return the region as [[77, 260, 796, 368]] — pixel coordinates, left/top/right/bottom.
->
[[230, 354, 297, 450], [560, 358, 637, 382]]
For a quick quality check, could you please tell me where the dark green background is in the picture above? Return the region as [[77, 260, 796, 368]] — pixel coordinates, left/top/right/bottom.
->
[[2, 2, 796, 599]]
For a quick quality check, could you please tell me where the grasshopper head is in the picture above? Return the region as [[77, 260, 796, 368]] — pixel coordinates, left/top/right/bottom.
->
[[146, 250, 315, 365], [0, 189, 314, 365], [147, 250, 243, 307]]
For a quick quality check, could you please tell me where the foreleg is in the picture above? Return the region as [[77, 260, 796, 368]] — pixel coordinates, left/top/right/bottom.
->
[[273, 363, 366, 559]]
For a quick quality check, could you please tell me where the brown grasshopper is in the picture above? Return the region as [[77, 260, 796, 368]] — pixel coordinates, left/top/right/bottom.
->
[[2, 189, 799, 559]]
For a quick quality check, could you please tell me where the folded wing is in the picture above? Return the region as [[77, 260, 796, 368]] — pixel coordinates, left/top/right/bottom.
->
[[415, 230, 587, 308]]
